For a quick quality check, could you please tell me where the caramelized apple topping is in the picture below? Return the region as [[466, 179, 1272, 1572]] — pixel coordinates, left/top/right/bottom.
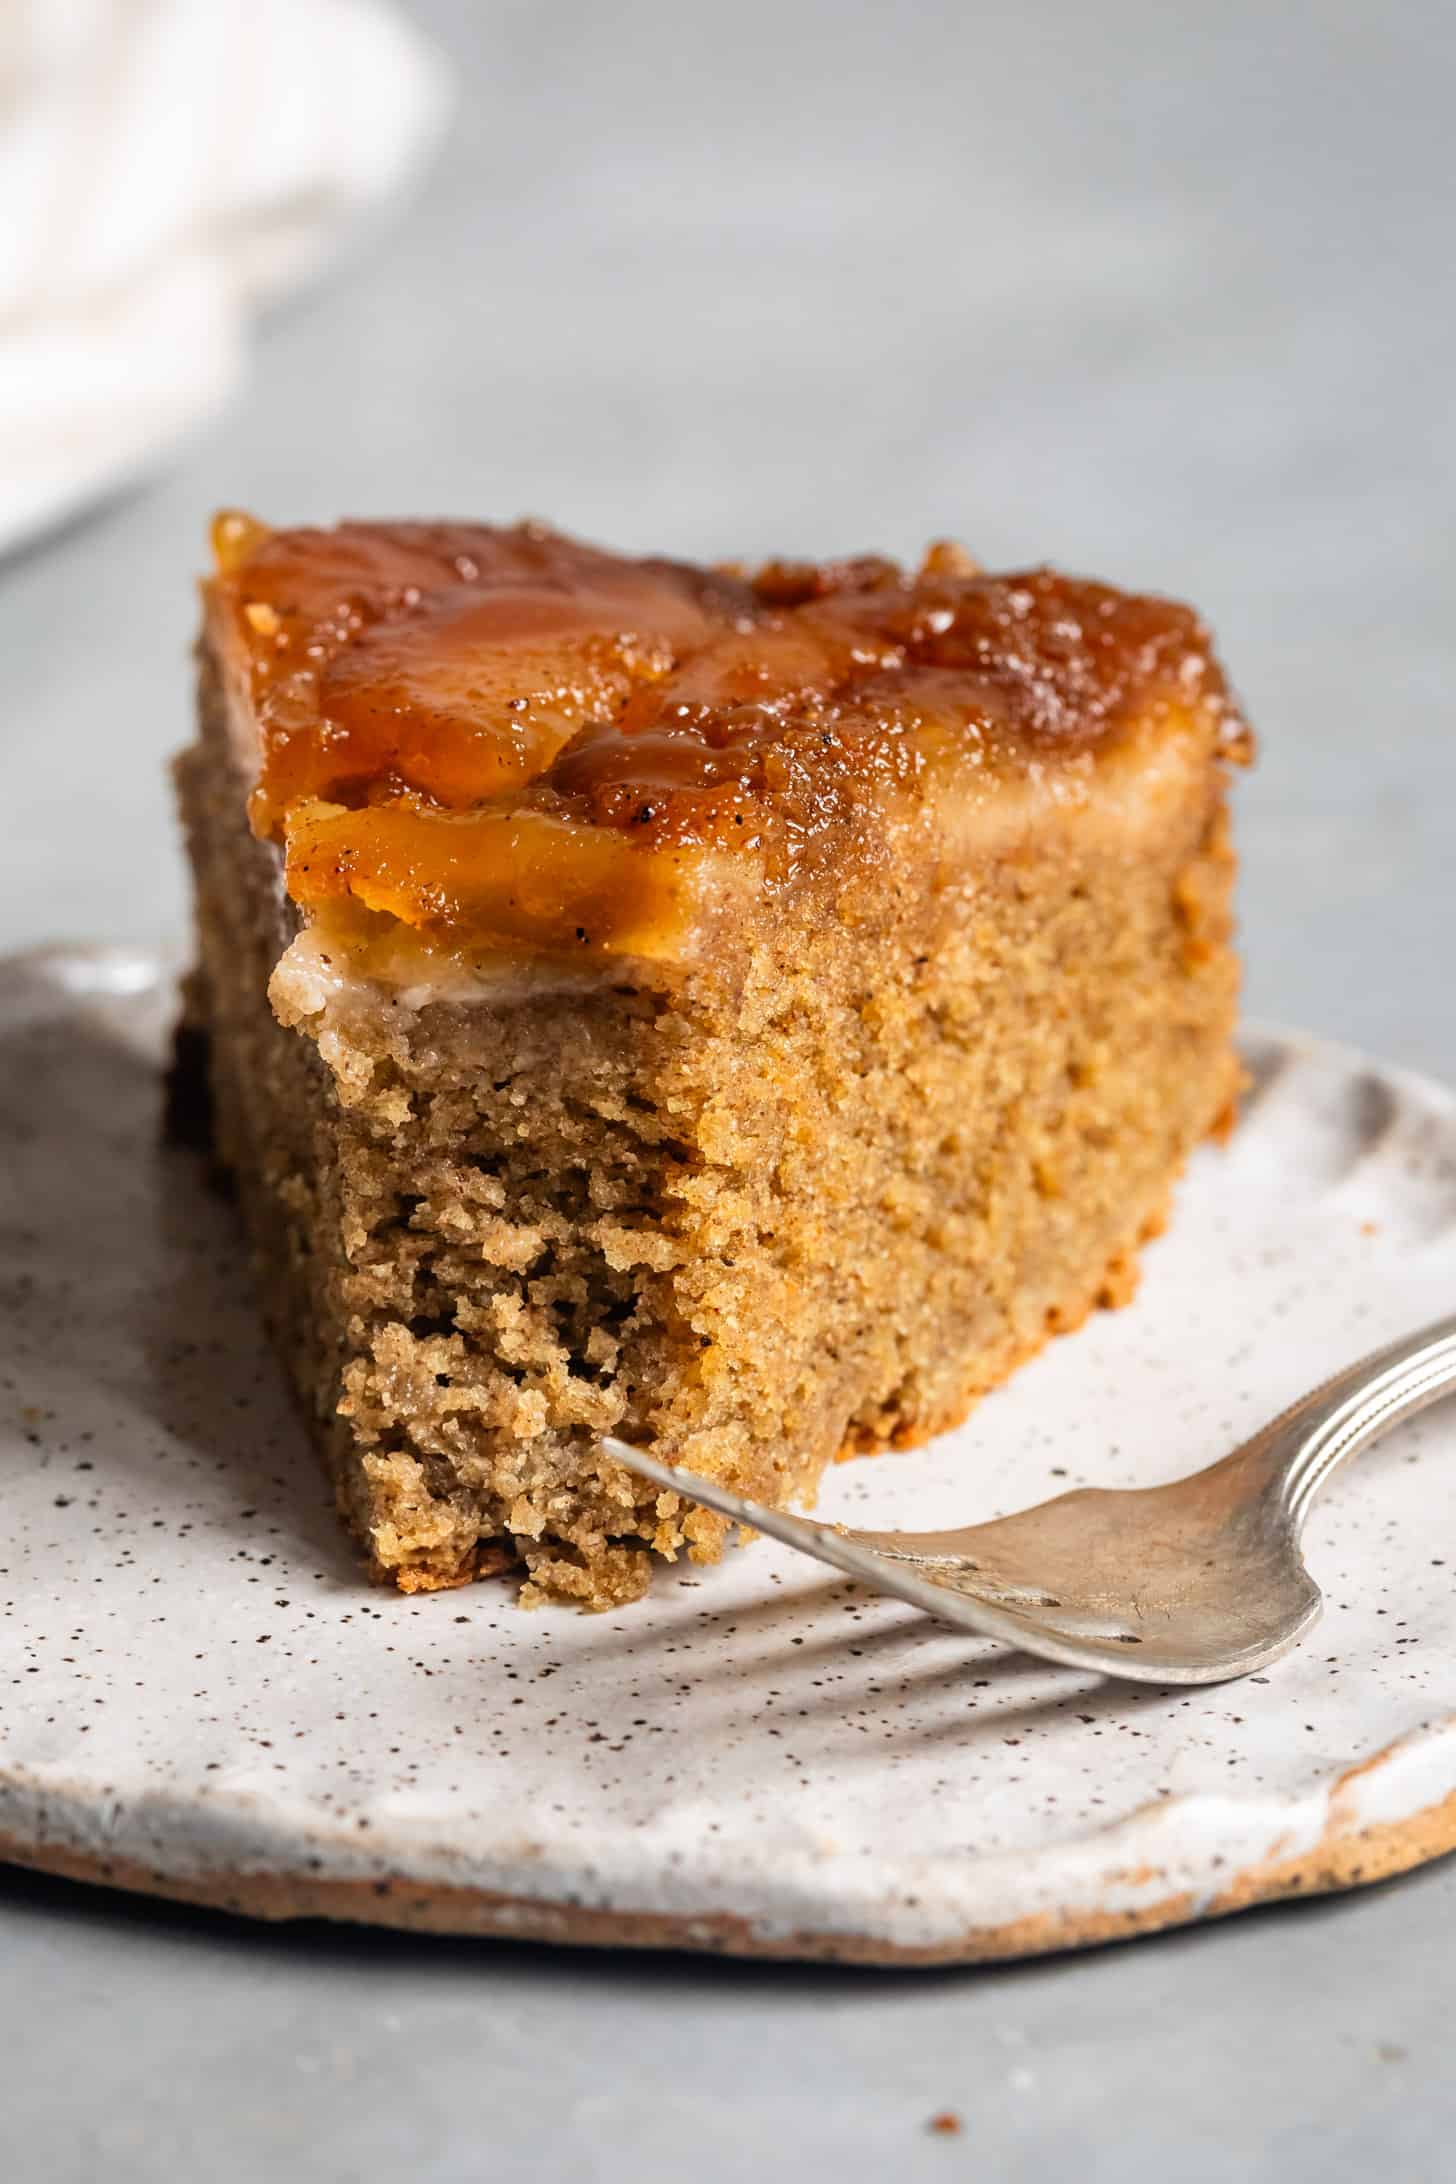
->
[[209, 515, 1244, 957]]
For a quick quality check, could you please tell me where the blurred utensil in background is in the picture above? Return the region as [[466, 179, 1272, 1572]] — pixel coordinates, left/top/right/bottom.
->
[[0, 0, 452, 556]]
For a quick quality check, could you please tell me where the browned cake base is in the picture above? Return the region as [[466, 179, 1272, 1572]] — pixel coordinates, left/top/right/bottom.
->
[[175, 665, 1239, 1608]]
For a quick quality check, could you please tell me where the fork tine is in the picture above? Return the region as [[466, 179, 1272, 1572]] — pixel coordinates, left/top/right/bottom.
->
[[600, 1435, 903, 1582], [599, 1436, 1161, 1673]]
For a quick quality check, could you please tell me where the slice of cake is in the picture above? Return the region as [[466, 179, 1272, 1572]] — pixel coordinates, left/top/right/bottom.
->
[[173, 513, 1250, 1607]]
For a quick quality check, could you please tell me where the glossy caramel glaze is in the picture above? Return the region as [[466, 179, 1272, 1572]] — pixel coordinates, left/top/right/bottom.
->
[[208, 515, 1248, 958]]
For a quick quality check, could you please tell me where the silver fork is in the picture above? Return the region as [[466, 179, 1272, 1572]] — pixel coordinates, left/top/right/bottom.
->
[[603, 1312, 1456, 1684]]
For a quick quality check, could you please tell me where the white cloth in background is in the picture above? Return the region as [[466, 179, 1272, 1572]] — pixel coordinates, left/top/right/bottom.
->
[[0, 0, 451, 554]]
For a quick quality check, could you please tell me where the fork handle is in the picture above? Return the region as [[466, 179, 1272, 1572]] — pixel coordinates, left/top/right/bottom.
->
[[1240, 1312, 1456, 1528]]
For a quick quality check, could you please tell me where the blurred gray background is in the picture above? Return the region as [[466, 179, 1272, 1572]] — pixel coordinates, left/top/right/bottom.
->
[[3, 0, 1452, 1072], [4, 5, 1455, 2181]]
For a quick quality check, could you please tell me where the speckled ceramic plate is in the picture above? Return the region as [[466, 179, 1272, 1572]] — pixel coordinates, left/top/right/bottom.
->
[[3, 945, 1456, 1965]]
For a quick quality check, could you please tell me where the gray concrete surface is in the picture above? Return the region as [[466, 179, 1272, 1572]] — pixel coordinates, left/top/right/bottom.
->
[[2, 1, 1452, 2176]]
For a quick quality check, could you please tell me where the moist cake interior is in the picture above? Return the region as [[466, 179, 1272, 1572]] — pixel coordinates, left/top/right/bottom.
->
[[174, 518, 1248, 1606]]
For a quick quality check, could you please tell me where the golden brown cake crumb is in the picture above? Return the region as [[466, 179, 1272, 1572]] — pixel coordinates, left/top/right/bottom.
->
[[174, 515, 1248, 1606]]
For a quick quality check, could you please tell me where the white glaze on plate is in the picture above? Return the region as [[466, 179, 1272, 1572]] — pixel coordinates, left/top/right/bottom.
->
[[1, 946, 1454, 1963]]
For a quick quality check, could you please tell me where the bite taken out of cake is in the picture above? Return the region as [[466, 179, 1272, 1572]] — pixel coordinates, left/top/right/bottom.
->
[[172, 513, 1251, 1607]]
